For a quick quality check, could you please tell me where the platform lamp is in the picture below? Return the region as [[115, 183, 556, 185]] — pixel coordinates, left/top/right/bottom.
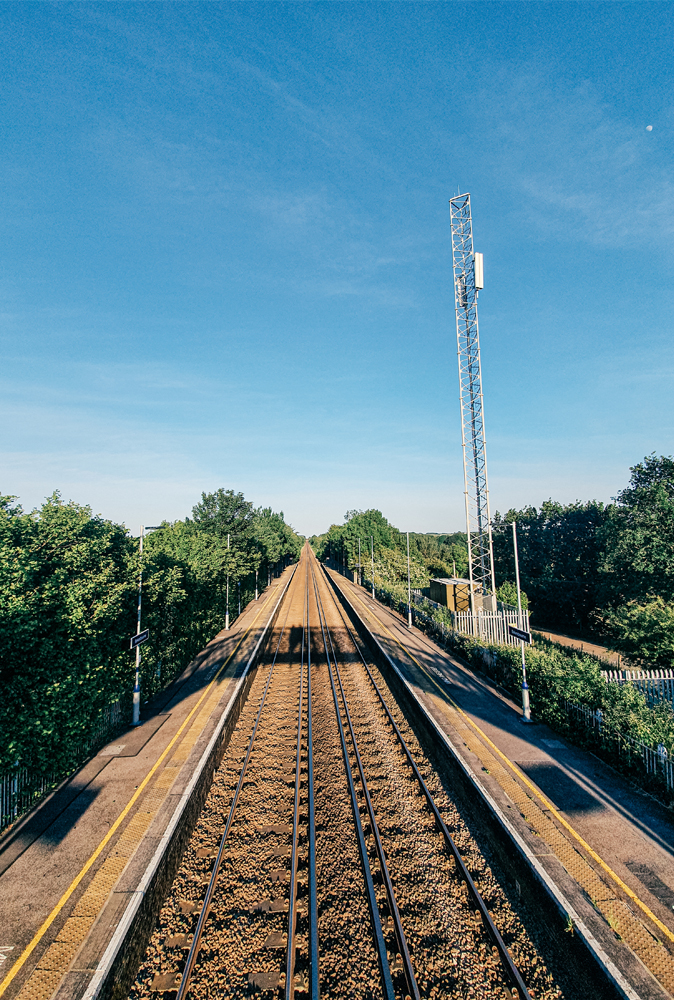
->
[[252, 535, 259, 601], [406, 531, 412, 629], [512, 521, 531, 722], [370, 535, 375, 599], [132, 525, 162, 727], [225, 533, 231, 630]]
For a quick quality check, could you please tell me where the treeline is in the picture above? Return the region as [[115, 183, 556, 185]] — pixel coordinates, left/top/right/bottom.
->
[[492, 454, 674, 665], [309, 509, 469, 601], [0, 488, 302, 771]]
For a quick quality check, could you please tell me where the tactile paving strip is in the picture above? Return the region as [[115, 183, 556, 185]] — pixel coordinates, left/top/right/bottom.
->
[[13, 664, 241, 1000], [17, 971, 62, 1000], [430, 690, 674, 995], [337, 580, 674, 997]]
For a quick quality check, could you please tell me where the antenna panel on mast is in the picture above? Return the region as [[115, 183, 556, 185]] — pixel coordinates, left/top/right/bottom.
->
[[449, 193, 495, 612]]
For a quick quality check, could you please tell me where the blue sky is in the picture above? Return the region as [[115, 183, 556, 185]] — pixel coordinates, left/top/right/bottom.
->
[[2, 1, 673, 536]]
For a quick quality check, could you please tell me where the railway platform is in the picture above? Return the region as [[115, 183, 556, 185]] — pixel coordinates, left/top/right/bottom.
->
[[0, 567, 295, 1000], [330, 569, 674, 1000]]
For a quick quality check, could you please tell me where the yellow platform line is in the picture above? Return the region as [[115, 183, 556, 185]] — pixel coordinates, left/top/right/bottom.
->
[[337, 573, 674, 947], [0, 585, 280, 999]]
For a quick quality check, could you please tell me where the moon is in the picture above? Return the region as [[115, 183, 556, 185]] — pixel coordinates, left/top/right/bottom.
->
[[646, 125, 653, 131]]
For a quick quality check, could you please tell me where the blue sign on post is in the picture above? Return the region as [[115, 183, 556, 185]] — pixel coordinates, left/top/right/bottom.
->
[[508, 624, 531, 644], [130, 628, 150, 649]]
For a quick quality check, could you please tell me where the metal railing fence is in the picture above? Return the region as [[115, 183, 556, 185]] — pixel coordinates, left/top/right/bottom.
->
[[601, 669, 674, 712], [564, 700, 673, 797], [0, 699, 124, 836]]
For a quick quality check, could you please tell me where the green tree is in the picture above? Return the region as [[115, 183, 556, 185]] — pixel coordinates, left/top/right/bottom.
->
[[597, 598, 674, 669], [496, 580, 528, 610], [253, 507, 303, 574], [0, 493, 136, 770], [311, 511, 467, 597], [0, 487, 302, 774], [491, 500, 607, 629], [600, 454, 674, 604], [191, 488, 256, 578], [409, 532, 468, 579]]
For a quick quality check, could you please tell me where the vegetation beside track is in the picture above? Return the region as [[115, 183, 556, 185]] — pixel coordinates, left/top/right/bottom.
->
[[368, 578, 674, 803], [492, 454, 674, 665], [312, 454, 674, 671], [0, 488, 302, 773], [309, 508, 471, 593]]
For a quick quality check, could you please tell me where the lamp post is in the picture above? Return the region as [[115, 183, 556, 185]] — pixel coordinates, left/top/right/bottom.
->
[[370, 535, 375, 599], [253, 536, 259, 601], [225, 533, 230, 631], [132, 525, 161, 727], [406, 530, 412, 629], [238, 580, 241, 618], [512, 522, 531, 722], [358, 537, 361, 586]]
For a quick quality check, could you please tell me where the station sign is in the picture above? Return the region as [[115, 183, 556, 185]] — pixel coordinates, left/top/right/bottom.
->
[[508, 625, 531, 644], [130, 629, 150, 649]]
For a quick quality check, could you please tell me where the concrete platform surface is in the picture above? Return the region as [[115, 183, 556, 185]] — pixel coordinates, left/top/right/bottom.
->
[[0, 569, 294, 1000], [330, 569, 674, 1000]]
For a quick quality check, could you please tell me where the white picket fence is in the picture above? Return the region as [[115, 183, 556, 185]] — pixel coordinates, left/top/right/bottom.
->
[[453, 608, 531, 648], [408, 591, 530, 649], [602, 669, 674, 711]]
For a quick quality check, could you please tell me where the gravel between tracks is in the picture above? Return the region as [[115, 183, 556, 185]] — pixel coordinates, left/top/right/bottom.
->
[[128, 556, 564, 1000], [315, 567, 564, 1000], [129, 611, 303, 1000], [309, 578, 383, 999]]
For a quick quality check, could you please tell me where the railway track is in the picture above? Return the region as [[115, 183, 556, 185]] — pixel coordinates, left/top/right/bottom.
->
[[129, 546, 563, 1000]]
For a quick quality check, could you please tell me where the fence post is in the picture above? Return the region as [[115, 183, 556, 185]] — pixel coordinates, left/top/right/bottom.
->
[[11, 763, 18, 822]]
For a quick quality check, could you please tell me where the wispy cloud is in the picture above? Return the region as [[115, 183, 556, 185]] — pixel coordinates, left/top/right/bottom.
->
[[470, 67, 674, 249]]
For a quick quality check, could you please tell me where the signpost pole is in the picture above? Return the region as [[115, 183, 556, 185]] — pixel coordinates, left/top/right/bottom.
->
[[512, 521, 531, 722], [132, 526, 144, 727]]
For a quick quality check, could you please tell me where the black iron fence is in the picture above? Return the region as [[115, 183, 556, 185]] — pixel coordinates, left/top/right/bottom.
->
[[0, 699, 124, 836]]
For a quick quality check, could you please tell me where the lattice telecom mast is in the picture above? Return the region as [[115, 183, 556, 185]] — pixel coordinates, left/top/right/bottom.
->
[[450, 193, 495, 613]]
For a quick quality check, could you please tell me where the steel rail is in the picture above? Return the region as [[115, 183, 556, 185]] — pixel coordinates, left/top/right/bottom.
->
[[321, 561, 533, 1000], [306, 560, 320, 999], [308, 561, 396, 1000], [174, 572, 298, 1000], [285, 558, 309, 999], [313, 564, 420, 1000]]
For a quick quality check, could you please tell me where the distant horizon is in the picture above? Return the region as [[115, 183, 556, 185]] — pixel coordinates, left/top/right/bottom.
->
[[6, 461, 658, 542]]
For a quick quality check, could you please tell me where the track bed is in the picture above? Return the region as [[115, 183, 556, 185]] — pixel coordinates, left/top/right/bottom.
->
[[127, 547, 569, 999]]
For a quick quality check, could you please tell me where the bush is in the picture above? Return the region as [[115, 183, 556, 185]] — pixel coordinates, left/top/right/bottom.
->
[[446, 633, 674, 759], [0, 493, 136, 772], [0, 489, 302, 772], [496, 580, 528, 610], [596, 598, 674, 670]]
